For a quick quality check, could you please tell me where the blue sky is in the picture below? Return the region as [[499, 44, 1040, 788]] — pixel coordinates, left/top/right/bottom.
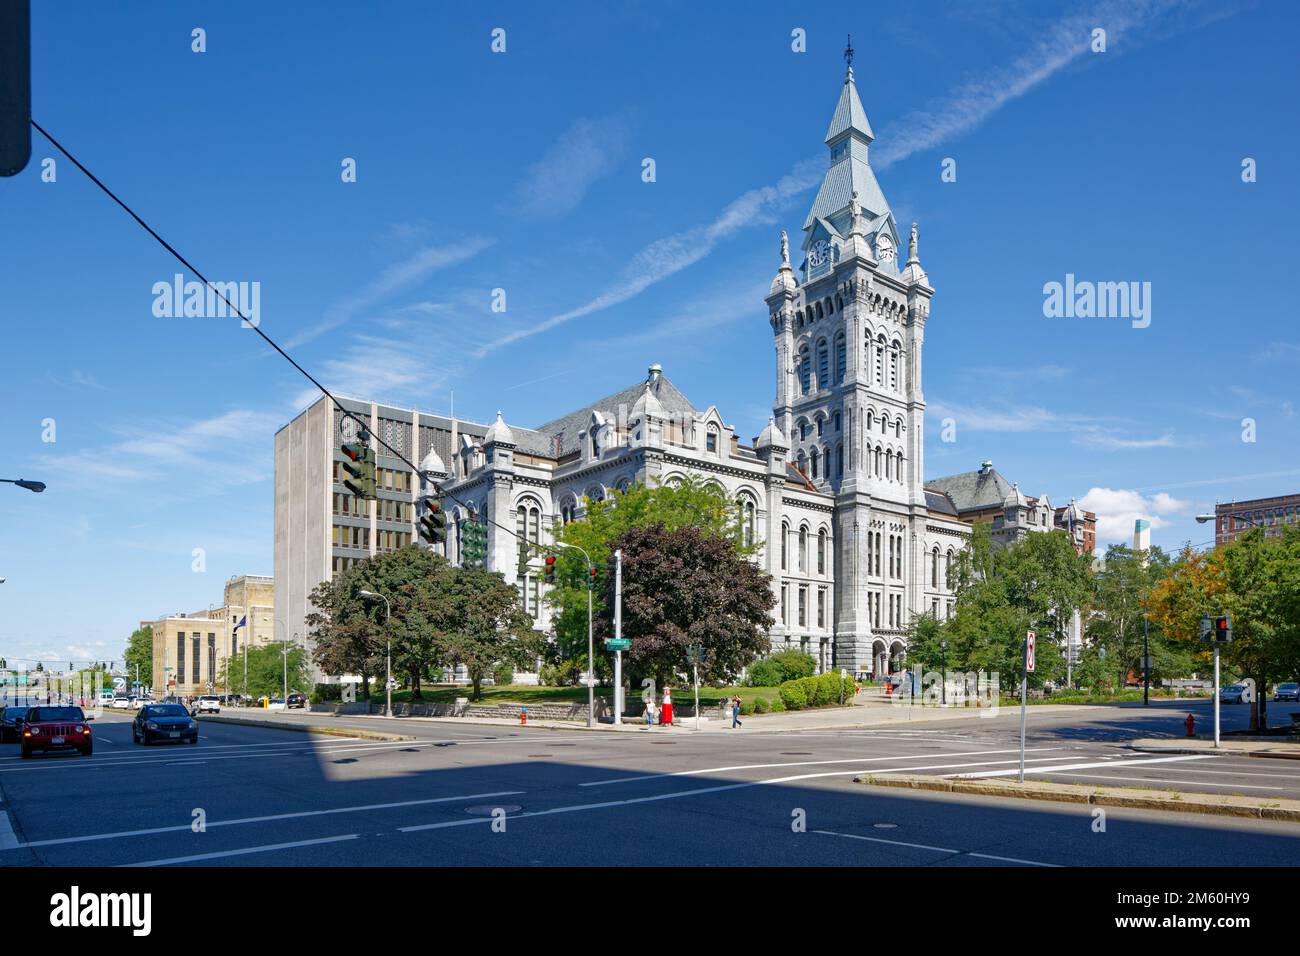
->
[[3, 0, 1298, 666]]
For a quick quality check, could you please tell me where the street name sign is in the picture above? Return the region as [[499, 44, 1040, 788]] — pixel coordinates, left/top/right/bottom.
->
[[606, 639, 631, 651]]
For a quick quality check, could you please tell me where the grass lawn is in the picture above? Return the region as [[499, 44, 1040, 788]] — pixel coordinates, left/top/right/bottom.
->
[[359, 683, 785, 708], [1011, 689, 1209, 706]]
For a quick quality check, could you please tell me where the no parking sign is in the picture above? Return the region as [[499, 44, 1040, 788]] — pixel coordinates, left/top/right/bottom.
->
[[1025, 631, 1036, 673]]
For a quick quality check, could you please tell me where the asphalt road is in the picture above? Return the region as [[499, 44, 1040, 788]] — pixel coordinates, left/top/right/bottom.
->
[[1, 700, 1298, 867]]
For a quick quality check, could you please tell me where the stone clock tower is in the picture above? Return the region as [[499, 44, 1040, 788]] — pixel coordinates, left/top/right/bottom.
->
[[765, 49, 936, 672]]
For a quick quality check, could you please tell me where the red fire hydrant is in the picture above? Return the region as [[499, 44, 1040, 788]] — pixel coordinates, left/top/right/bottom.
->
[[1184, 713, 1196, 738], [520, 707, 527, 726]]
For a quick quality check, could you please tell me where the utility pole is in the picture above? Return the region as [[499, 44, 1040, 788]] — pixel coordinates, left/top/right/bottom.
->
[[1142, 614, 1150, 706], [613, 549, 624, 726]]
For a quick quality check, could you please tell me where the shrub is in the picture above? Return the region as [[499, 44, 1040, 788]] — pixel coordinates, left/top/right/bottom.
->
[[752, 696, 770, 714], [492, 664, 514, 686], [746, 659, 784, 687], [778, 679, 807, 710], [768, 649, 817, 683], [314, 683, 341, 702], [769, 695, 785, 712]]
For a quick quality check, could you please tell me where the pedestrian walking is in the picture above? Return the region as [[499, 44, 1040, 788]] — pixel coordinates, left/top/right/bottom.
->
[[644, 700, 655, 729], [731, 695, 742, 729]]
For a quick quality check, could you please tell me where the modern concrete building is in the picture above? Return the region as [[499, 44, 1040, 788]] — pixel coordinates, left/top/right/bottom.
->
[[1212, 494, 1300, 546], [274, 395, 487, 676], [148, 575, 275, 696]]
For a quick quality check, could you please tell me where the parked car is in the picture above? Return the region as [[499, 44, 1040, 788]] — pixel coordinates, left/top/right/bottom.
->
[[130, 697, 156, 710], [1, 706, 29, 742], [286, 693, 308, 709], [266, 698, 287, 711], [20, 705, 94, 758], [132, 704, 199, 746], [1220, 683, 1254, 704], [1274, 682, 1300, 702], [110, 697, 133, 709], [195, 695, 221, 714]]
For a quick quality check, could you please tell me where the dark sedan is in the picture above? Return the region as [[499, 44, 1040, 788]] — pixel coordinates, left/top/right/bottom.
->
[[132, 704, 199, 745], [1, 706, 29, 742]]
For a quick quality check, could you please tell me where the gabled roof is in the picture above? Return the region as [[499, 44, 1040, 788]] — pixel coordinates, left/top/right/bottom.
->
[[926, 464, 1016, 514], [531, 371, 699, 458], [803, 157, 891, 233]]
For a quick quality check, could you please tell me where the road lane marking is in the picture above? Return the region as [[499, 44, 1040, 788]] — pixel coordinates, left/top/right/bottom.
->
[[947, 754, 1212, 779], [580, 748, 1067, 786], [121, 833, 359, 867], [812, 829, 1060, 867], [3, 790, 527, 850], [399, 757, 1087, 835]]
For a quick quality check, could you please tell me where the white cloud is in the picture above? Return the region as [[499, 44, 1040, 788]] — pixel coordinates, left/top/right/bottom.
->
[[1075, 431, 1178, 450], [285, 237, 494, 348], [514, 115, 630, 218], [1078, 486, 1188, 544], [478, 158, 823, 355]]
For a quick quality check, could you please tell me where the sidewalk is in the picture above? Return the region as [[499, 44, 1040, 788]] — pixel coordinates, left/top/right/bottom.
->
[[210, 698, 1071, 735], [1128, 736, 1300, 759]]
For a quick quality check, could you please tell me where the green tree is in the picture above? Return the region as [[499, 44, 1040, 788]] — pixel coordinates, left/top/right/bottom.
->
[[437, 565, 542, 700], [123, 625, 153, 689], [219, 643, 312, 700], [595, 523, 774, 685], [1146, 527, 1300, 730], [549, 477, 759, 669]]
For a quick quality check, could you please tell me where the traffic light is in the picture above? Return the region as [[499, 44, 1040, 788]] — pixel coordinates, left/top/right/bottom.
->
[[0, 1, 32, 177], [588, 566, 598, 591], [1199, 615, 1212, 642], [419, 497, 447, 544], [517, 541, 531, 578], [1214, 615, 1232, 643], [461, 520, 486, 568], [341, 430, 376, 499], [543, 554, 557, 585]]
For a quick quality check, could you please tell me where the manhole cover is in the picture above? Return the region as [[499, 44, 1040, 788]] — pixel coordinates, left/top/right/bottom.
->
[[465, 804, 521, 816], [781, 752, 813, 756], [873, 823, 899, 829]]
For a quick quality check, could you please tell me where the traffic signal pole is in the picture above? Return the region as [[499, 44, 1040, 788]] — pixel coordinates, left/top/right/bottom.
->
[[1213, 644, 1220, 749], [613, 549, 624, 726]]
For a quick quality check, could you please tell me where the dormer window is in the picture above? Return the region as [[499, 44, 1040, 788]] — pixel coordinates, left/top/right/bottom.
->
[[706, 424, 719, 454]]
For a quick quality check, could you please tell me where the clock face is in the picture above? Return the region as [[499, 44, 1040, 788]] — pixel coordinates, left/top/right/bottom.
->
[[808, 239, 831, 267]]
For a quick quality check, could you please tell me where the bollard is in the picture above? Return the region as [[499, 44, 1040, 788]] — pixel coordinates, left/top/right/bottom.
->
[[1184, 713, 1195, 738]]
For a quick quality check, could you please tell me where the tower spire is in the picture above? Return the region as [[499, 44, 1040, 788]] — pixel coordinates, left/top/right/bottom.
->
[[844, 33, 854, 82]]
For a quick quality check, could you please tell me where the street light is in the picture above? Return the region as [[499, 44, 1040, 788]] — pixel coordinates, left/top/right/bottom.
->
[[358, 590, 392, 717], [555, 542, 596, 728], [1, 478, 45, 493]]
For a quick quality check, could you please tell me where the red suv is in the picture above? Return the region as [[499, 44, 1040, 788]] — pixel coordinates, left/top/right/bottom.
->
[[21, 706, 94, 759]]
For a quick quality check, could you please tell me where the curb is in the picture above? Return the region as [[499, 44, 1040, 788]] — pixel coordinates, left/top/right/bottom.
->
[[197, 714, 414, 742], [853, 773, 1300, 823]]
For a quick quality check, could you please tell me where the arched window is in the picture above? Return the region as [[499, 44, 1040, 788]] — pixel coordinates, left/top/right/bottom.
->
[[817, 339, 829, 390], [833, 332, 846, 385], [931, 548, 940, 588], [798, 526, 808, 572], [874, 446, 883, 476], [945, 549, 954, 589], [865, 410, 874, 432], [798, 344, 812, 395], [817, 529, 827, 575], [797, 418, 809, 442], [890, 341, 901, 391], [875, 334, 886, 384], [885, 450, 893, 481], [835, 443, 844, 478], [809, 448, 820, 478], [816, 415, 825, 437], [736, 497, 756, 548], [781, 521, 789, 570], [833, 411, 841, 432], [866, 531, 874, 575], [516, 499, 542, 545], [797, 451, 807, 475]]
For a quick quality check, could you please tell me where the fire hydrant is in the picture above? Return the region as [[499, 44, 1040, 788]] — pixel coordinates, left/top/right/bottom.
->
[[520, 707, 527, 726], [1184, 713, 1196, 738]]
